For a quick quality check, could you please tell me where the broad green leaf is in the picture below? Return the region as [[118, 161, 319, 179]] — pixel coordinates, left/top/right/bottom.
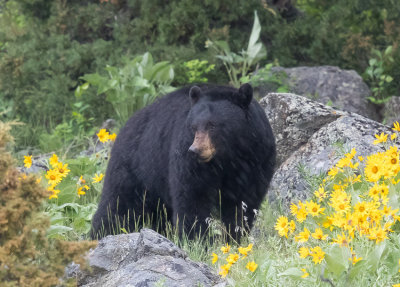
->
[[324, 245, 350, 276], [248, 11, 262, 52], [366, 242, 387, 272], [47, 224, 73, 238], [348, 260, 367, 280], [369, 58, 377, 66], [384, 45, 393, 56], [214, 40, 231, 53], [80, 73, 105, 86], [81, 82, 89, 90], [278, 267, 303, 278]]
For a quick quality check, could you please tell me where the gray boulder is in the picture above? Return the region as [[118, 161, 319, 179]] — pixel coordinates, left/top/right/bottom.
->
[[383, 96, 400, 127], [68, 229, 223, 287], [261, 93, 394, 203], [259, 66, 378, 120]]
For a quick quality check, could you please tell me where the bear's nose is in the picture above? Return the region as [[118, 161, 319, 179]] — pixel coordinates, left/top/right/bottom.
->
[[188, 145, 200, 155]]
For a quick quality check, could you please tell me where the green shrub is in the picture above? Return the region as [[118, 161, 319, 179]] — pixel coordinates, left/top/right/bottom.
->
[[0, 121, 96, 286], [81, 52, 175, 124]]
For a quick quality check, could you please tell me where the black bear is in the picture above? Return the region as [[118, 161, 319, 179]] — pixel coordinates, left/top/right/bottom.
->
[[91, 83, 276, 240]]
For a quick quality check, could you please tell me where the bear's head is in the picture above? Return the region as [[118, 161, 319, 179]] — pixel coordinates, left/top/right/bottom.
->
[[187, 83, 253, 163]]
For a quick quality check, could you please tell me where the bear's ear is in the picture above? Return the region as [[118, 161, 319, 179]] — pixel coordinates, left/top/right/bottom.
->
[[189, 86, 202, 106], [238, 83, 253, 108]]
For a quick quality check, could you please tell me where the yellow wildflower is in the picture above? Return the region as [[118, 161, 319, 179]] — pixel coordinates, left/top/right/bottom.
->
[[298, 247, 310, 258], [77, 185, 90, 197], [378, 183, 389, 197], [211, 253, 218, 264], [48, 185, 60, 199], [328, 167, 340, 178], [353, 201, 368, 215], [306, 200, 325, 217], [373, 132, 388, 145], [393, 121, 400, 132], [56, 162, 70, 178], [292, 201, 308, 223], [295, 227, 310, 243], [329, 190, 351, 214], [350, 255, 362, 265], [392, 133, 397, 140], [49, 153, 59, 167], [92, 173, 104, 183], [275, 216, 289, 238], [368, 226, 388, 243], [382, 205, 399, 218], [221, 243, 230, 254], [238, 244, 253, 258], [365, 153, 385, 182], [97, 129, 110, 143], [310, 246, 325, 264], [369, 183, 381, 200], [24, 155, 32, 168], [219, 263, 231, 278], [333, 232, 350, 247], [45, 169, 62, 186], [314, 186, 327, 202], [109, 133, 117, 141], [78, 175, 86, 185], [246, 261, 258, 272], [289, 220, 296, 234], [226, 253, 239, 264], [301, 268, 309, 278], [312, 228, 328, 240]]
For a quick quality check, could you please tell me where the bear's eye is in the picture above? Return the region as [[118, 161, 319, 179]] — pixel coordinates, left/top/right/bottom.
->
[[207, 122, 216, 130]]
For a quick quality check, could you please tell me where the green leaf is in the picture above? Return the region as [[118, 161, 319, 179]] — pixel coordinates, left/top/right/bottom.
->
[[81, 82, 90, 90], [348, 260, 367, 280], [324, 245, 350, 277], [366, 242, 387, 272], [278, 267, 304, 278], [248, 11, 262, 51], [80, 73, 105, 86], [369, 58, 377, 66], [214, 40, 231, 53], [384, 45, 393, 56], [47, 224, 73, 238]]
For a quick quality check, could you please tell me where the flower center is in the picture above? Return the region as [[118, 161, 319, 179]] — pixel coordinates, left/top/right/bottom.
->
[[372, 166, 378, 173], [50, 175, 56, 180]]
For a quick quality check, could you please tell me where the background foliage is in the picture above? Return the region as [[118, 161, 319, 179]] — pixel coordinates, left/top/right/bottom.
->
[[1, 0, 400, 151]]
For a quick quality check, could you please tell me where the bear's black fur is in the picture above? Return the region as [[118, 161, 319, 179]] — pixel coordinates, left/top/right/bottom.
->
[[91, 84, 276, 240]]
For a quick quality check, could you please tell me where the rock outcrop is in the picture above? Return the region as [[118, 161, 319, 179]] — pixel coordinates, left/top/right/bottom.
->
[[66, 229, 223, 287], [261, 92, 393, 203], [259, 66, 378, 120]]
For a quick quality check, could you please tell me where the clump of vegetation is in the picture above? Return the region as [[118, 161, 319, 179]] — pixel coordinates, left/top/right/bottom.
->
[[81, 52, 175, 125], [22, 129, 115, 240], [0, 121, 96, 287], [206, 11, 267, 88], [272, 122, 400, 285], [206, 123, 400, 286], [364, 45, 394, 104]]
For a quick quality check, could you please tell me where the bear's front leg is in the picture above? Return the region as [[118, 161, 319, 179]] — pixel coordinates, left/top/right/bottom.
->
[[169, 164, 219, 239]]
